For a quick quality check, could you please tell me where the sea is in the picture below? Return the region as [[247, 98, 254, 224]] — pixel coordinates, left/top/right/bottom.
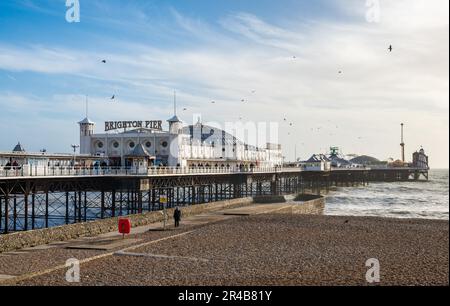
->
[[325, 169, 449, 220]]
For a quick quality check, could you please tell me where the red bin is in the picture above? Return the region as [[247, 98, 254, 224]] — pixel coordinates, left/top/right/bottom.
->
[[118, 218, 131, 236]]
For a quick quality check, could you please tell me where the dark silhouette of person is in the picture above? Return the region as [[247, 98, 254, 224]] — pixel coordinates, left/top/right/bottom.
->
[[173, 207, 182, 228]]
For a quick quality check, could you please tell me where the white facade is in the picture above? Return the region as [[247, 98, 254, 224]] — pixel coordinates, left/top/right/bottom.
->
[[79, 115, 283, 168]]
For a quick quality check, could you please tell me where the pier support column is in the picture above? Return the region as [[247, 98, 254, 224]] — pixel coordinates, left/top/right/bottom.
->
[[3, 194, 8, 234], [45, 191, 49, 228], [65, 192, 69, 225], [31, 190, 36, 230], [0, 196, 2, 232], [13, 196, 17, 232], [112, 190, 116, 217], [101, 191, 105, 219], [24, 193, 28, 231]]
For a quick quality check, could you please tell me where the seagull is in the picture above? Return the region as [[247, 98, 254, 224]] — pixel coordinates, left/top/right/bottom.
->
[[241, 99, 245, 102], [388, 45, 393, 52], [183, 108, 187, 111], [338, 70, 342, 74], [111, 95, 115, 100], [211, 101, 216, 104], [251, 90, 256, 94], [101, 60, 106, 63]]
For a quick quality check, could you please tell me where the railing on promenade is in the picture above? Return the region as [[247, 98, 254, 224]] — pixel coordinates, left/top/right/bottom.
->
[[0, 165, 301, 178]]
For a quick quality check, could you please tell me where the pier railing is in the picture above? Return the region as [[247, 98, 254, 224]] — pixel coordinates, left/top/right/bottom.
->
[[0, 165, 299, 178]]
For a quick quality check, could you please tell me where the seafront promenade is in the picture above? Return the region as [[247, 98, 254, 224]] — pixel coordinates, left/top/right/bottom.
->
[[0, 198, 447, 286]]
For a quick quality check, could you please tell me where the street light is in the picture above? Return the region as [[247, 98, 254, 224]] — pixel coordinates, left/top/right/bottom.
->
[[71, 144, 80, 167]]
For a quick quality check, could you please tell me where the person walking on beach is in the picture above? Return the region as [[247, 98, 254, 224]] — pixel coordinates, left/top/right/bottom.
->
[[173, 207, 182, 228]]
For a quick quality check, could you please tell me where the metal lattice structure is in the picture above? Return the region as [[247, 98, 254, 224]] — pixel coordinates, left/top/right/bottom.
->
[[0, 167, 427, 234]]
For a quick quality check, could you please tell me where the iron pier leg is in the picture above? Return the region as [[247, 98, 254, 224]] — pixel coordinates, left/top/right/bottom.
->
[[65, 192, 69, 225], [24, 193, 28, 231], [31, 191, 36, 229], [45, 191, 49, 228], [101, 191, 105, 219], [13, 196, 17, 232], [112, 190, 116, 217], [4, 194, 9, 234]]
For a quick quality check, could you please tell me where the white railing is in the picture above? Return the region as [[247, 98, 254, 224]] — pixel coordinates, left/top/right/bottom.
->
[[0, 165, 299, 178]]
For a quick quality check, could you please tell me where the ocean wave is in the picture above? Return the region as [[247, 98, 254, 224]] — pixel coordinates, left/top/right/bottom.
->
[[325, 170, 449, 220]]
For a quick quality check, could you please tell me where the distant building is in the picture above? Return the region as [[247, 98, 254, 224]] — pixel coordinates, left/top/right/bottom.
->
[[299, 154, 331, 171], [413, 147, 429, 170], [1, 142, 98, 168]]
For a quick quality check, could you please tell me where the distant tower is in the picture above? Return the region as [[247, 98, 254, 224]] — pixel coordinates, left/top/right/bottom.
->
[[78, 96, 95, 155], [167, 91, 183, 134], [400, 123, 405, 162]]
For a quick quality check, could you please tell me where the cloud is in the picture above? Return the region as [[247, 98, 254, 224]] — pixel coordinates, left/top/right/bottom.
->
[[0, 1, 448, 166]]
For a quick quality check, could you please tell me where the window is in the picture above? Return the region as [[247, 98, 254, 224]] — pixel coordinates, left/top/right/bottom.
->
[[161, 141, 168, 148], [97, 142, 104, 149], [145, 141, 152, 148], [113, 142, 119, 148], [129, 142, 135, 148]]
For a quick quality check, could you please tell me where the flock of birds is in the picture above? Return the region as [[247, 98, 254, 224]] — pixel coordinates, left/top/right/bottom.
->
[[100, 44, 394, 141]]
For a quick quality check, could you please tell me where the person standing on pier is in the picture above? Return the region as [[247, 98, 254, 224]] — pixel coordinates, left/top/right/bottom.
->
[[174, 207, 182, 228]]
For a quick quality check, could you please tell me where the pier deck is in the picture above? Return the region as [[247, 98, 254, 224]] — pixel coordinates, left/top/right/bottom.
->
[[0, 166, 428, 234]]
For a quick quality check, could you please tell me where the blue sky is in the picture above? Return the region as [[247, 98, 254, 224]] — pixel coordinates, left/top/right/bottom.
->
[[0, 0, 448, 167]]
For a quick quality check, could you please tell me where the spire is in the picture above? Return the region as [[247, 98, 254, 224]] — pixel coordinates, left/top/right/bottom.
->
[[167, 90, 181, 123], [85, 95, 89, 118], [13, 142, 25, 152], [174, 90, 177, 116], [78, 95, 95, 125]]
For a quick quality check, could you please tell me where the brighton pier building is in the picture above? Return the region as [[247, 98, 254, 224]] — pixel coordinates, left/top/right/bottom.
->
[[79, 113, 283, 169]]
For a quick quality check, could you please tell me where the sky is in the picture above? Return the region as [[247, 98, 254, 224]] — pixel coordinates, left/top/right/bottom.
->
[[0, 0, 448, 168]]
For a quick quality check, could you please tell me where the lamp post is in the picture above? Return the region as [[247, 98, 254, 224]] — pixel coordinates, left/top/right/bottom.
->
[[71, 144, 80, 167]]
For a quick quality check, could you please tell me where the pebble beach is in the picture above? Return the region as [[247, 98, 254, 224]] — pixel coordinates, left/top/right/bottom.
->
[[14, 214, 449, 286]]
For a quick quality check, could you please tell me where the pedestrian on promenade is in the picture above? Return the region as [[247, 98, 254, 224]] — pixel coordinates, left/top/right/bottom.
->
[[173, 207, 182, 228]]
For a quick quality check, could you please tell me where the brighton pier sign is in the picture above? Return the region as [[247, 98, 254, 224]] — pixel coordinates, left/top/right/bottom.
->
[[105, 120, 163, 132]]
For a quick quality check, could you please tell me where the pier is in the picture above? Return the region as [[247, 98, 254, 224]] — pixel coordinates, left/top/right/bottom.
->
[[0, 166, 428, 234]]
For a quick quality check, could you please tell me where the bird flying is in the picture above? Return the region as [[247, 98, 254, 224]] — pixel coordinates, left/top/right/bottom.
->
[[388, 45, 393, 52], [101, 60, 106, 63]]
